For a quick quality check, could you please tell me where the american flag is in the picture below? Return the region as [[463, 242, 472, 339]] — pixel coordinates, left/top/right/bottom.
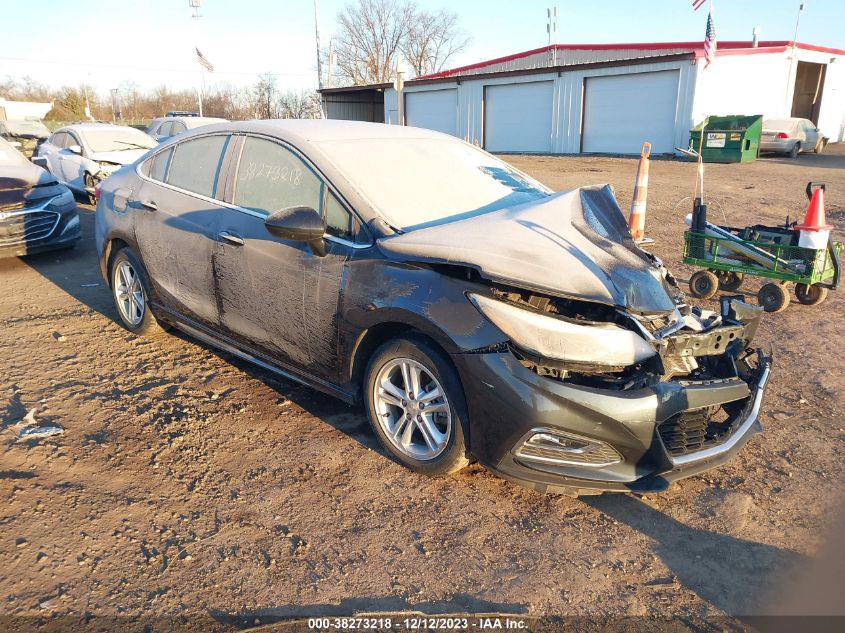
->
[[196, 48, 214, 72], [703, 5, 717, 68], [692, 0, 707, 10]]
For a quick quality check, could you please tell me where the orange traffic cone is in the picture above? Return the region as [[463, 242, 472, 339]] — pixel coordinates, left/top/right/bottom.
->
[[796, 186, 832, 250], [628, 142, 651, 242]]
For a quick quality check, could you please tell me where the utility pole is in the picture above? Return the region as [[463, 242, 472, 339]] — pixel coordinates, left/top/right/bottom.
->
[[394, 58, 405, 125], [547, 7, 558, 66], [110, 88, 120, 121], [189, 0, 204, 116], [326, 39, 335, 89], [786, 2, 805, 113], [314, 0, 324, 89], [792, 2, 805, 46], [314, 0, 326, 118]]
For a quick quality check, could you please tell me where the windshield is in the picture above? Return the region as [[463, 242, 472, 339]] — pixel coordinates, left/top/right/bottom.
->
[[315, 137, 551, 231], [3, 120, 50, 137], [0, 138, 30, 166], [82, 128, 157, 153]]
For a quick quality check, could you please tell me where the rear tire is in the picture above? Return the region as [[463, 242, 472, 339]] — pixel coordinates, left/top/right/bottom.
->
[[109, 248, 166, 335], [84, 173, 97, 205], [689, 270, 719, 299], [788, 143, 800, 158], [758, 283, 790, 313], [364, 336, 470, 476], [715, 270, 743, 291], [795, 283, 828, 306]]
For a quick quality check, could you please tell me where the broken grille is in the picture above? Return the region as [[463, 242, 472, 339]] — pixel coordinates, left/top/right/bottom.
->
[[658, 405, 739, 457], [0, 210, 60, 247]]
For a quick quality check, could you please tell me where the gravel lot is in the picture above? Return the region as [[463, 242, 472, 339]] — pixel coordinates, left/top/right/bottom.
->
[[2, 146, 844, 631]]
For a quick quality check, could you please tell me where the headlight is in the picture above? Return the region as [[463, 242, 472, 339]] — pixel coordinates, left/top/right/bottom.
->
[[97, 162, 121, 174], [60, 214, 80, 235], [50, 189, 75, 207], [468, 293, 655, 366]]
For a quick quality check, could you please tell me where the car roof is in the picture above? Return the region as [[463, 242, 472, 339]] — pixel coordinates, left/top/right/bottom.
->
[[763, 117, 807, 126], [57, 123, 123, 132], [193, 119, 452, 145]]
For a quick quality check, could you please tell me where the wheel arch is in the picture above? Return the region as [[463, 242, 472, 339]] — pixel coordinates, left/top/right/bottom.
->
[[348, 320, 459, 395]]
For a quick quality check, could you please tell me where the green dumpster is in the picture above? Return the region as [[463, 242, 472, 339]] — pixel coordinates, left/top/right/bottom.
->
[[689, 114, 763, 163]]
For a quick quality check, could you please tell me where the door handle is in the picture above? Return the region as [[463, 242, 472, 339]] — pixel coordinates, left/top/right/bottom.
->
[[219, 231, 245, 246], [139, 200, 157, 211]]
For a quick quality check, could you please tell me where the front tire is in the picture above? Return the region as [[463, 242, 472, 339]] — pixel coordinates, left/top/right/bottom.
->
[[689, 270, 719, 299], [758, 283, 790, 313], [109, 248, 165, 335], [364, 336, 470, 476]]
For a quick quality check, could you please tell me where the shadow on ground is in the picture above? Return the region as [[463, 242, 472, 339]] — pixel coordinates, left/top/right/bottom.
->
[[586, 494, 807, 615]]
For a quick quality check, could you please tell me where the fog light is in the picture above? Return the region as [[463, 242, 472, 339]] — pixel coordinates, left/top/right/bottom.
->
[[514, 429, 622, 468]]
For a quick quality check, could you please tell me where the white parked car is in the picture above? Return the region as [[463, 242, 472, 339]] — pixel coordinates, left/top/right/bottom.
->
[[37, 123, 156, 202], [760, 117, 827, 157], [146, 115, 227, 142]]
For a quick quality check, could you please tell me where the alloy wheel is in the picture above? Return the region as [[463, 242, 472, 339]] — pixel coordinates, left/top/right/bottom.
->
[[373, 358, 451, 460], [114, 260, 145, 326]]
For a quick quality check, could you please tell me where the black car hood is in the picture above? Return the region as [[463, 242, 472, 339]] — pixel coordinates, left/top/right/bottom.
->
[[377, 184, 679, 313], [0, 164, 64, 210]]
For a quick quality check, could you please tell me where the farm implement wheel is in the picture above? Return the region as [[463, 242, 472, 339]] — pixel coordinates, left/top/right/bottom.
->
[[689, 270, 719, 299], [715, 270, 744, 291], [758, 283, 790, 313], [795, 283, 828, 306]]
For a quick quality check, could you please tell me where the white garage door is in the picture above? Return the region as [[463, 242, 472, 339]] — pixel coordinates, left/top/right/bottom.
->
[[405, 89, 458, 136], [484, 81, 554, 152], [582, 70, 680, 154]]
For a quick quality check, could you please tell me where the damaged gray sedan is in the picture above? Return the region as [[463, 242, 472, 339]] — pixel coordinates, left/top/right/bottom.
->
[[95, 120, 771, 496]]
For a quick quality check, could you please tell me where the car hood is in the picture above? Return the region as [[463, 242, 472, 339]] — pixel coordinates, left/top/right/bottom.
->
[[89, 149, 148, 165], [377, 184, 680, 313], [0, 164, 66, 210]]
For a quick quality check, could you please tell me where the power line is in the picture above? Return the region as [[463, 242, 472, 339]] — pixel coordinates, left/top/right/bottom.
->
[[0, 56, 314, 78]]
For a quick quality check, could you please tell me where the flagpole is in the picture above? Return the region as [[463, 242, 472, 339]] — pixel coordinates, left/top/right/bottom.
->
[[199, 66, 205, 117]]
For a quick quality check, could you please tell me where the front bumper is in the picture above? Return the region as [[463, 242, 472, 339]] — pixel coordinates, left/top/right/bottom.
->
[[454, 349, 771, 496], [0, 205, 80, 258]]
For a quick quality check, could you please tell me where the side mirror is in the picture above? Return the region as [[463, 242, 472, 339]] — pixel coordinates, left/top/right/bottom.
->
[[31, 156, 48, 168], [264, 206, 326, 256], [68, 144, 82, 155]]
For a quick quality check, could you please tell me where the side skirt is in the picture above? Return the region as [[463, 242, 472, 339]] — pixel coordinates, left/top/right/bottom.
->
[[153, 303, 357, 404]]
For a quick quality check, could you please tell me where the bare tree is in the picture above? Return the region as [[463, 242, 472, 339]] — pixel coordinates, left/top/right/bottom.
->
[[252, 73, 279, 119], [401, 9, 469, 77], [279, 90, 323, 119], [334, 0, 415, 86]]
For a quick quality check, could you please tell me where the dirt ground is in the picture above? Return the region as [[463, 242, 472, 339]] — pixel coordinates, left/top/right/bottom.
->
[[1, 146, 844, 632]]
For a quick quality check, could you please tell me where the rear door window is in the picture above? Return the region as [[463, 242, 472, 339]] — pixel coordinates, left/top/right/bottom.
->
[[147, 147, 173, 182], [233, 136, 322, 215], [166, 135, 230, 198], [50, 132, 68, 147]]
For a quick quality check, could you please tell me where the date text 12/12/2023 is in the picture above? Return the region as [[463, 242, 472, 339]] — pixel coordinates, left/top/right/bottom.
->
[[307, 616, 529, 630]]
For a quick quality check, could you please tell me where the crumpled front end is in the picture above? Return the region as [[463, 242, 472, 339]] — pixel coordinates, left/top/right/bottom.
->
[[456, 289, 770, 495]]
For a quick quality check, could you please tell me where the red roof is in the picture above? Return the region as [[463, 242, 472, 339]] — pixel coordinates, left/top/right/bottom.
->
[[419, 41, 845, 80]]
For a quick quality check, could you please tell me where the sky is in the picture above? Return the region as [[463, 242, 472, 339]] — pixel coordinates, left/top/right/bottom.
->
[[1, 0, 843, 96]]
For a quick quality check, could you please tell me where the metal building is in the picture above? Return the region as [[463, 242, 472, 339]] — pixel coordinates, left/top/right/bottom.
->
[[319, 41, 845, 154]]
